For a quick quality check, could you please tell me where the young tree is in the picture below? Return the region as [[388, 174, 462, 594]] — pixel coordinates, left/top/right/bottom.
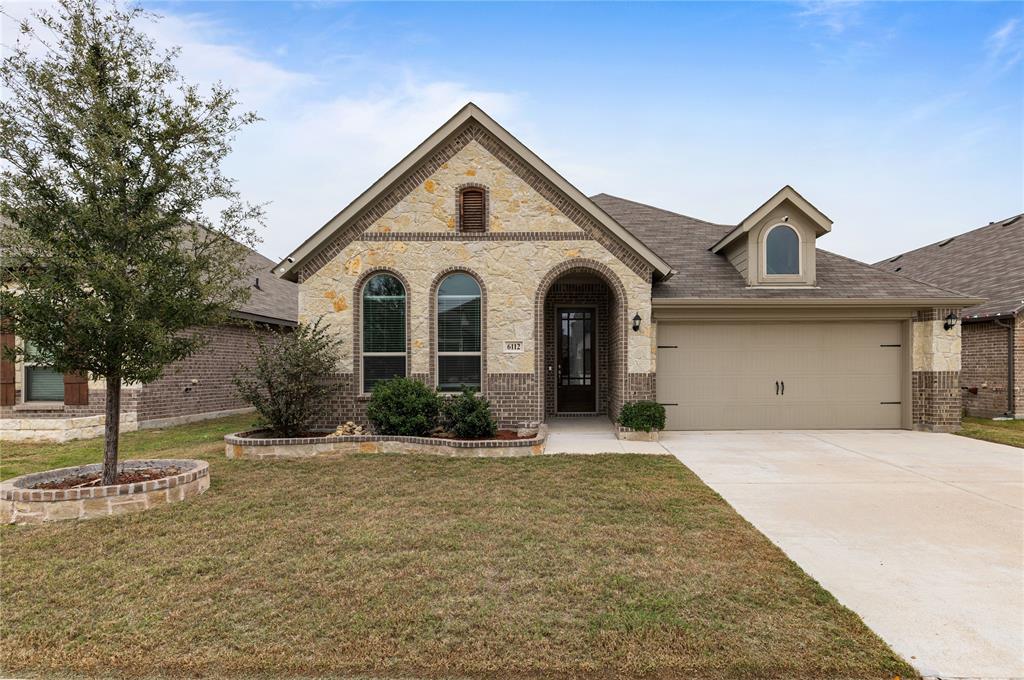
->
[[0, 0, 263, 483], [233, 320, 343, 438]]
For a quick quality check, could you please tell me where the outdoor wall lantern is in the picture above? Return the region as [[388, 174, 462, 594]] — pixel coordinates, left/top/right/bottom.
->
[[632, 313, 642, 332], [943, 312, 959, 331]]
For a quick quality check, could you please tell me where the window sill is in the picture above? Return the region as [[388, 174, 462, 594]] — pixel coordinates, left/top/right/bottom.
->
[[14, 402, 64, 411]]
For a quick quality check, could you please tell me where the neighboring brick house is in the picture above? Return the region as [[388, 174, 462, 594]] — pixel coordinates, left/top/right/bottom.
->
[[0, 246, 297, 442], [275, 103, 978, 432], [875, 216, 1024, 419]]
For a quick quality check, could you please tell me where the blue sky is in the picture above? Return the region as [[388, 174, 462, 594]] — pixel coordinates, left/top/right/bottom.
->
[[7, 1, 1023, 264]]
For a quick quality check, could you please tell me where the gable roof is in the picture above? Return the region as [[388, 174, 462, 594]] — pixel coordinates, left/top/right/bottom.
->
[[276, 103, 673, 281], [873, 214, 1024, 319], [591, 193, 977, 305], [710, 185, 832, 254]]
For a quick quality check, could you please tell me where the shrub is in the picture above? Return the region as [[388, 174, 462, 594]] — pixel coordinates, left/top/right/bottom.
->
[[366, 378, 440, 436], [233, 319, 343, 437], [440, 387, 497, 440], [617, 400, 666, 432]]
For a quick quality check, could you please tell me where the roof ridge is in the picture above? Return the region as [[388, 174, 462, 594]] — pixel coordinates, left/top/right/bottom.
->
[[874, 211, 1024, 264], [591, 193, 728, 227], [822, 249, 974, 298]]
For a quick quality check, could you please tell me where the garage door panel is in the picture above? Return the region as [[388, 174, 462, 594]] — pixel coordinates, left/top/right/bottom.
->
[[656, 321, 904, 430]]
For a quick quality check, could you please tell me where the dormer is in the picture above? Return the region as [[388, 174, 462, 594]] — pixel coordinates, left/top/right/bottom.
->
[[710, 185, 832, 287]]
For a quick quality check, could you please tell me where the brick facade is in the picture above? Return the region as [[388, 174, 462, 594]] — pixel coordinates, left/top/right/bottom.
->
[[0, 321, 280, 442], [960, 319, 1019, 418], [137, 323, 272, 423], [912, 370, 961, 431]]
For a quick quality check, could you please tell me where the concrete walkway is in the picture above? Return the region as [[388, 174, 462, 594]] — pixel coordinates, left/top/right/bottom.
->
[[661, 430, 1024, 680], [544, 416, 665, 454]]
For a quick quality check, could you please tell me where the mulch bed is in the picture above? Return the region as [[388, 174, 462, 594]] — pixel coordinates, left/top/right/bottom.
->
[[30, 466, 183, 490]]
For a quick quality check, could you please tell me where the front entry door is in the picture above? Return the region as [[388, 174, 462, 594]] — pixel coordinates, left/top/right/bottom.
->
[[557, 308, 596, 412]]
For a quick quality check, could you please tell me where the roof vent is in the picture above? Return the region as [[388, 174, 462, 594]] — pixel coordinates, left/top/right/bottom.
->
[[888, 254, 902, 263], [895, 266, 902, 272], [254, 277, 262, 290], [938, 237, 955, 247], [1003, 216, 1021, 226]]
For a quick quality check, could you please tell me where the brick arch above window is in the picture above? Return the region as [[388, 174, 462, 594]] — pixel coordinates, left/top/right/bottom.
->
[[456, 183, 489, 233]]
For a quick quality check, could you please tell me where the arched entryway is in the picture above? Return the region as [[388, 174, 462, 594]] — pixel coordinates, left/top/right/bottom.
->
[[535, 260, 628, 420]]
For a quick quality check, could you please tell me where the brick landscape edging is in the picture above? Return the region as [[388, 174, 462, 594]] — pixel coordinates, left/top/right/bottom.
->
[[224, 426, 548, 459], [0, 459, 209, 525]]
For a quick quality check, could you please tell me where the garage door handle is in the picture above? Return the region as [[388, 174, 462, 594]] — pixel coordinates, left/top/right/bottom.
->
[[781, 381, 785, 396], [776, 381, 779, 395]]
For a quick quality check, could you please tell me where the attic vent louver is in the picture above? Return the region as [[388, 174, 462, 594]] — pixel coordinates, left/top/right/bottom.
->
[[938, 237, 955, 247], [1003, 216, 1021, 226]]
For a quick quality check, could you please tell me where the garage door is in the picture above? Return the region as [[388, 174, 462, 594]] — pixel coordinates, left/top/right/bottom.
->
[[656, 321, 904, 430]]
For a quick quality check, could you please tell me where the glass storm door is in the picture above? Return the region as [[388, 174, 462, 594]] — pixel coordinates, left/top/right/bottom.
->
[[557, 308, 596, 412]]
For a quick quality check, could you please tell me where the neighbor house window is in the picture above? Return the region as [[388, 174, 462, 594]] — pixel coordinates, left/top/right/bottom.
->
[[765, 224, 800, 275], [458, 187, 486, 232], [436, 273, 481, 392], [24, 341, 63, 402], [362, 273, 406, 393]]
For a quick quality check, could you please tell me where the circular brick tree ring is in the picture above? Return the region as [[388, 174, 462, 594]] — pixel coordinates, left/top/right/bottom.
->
[[0, 459, 209, 525]]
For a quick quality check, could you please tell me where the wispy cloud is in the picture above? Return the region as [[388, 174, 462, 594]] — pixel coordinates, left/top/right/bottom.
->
[[985, 17, 1023, 73], [794, 0, 865, 35]]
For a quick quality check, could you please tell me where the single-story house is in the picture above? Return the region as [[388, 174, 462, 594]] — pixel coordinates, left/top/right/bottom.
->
[[0, 245, 297, 442], [276, 103, 978, 432], [874, 216, 1023, 419]]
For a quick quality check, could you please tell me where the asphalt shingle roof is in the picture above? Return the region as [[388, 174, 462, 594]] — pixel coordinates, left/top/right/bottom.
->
[[872, 215, 1024, 319], [236, 247, 298, 325], [590, 193, 969, 302]]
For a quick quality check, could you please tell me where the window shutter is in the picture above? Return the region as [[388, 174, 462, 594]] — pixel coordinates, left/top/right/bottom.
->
[[63, 371, 89, 406], [0, 330, 13, 406], [459, 189, 485, 232]]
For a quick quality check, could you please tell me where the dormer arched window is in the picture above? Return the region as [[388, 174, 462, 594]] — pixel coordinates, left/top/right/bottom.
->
[[457, 186, 487, 233], [765, 224, 800, 276]]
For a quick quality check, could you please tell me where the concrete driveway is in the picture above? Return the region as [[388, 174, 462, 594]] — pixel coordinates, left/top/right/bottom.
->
[[661, 430, 1024, 680]]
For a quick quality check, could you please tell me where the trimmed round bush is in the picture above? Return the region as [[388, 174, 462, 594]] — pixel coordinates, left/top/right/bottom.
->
[[366, 378, 440, 436], [440, 387, 497, 440], [617, 400, 666, 432]]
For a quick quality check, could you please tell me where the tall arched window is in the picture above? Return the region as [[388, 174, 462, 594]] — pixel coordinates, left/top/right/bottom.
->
[[362, 273, 406, 393], [765, 224, 800, 275], [437, 273, 481, 392]]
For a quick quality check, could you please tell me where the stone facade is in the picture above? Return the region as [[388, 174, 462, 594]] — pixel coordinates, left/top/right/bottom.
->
[[912, 308, 964, 431], [299, 133, 655, 427]]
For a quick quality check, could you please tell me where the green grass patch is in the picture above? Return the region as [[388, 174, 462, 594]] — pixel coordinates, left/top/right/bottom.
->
[[957, 416, 1024, 449], [1, 416, 915, 679]]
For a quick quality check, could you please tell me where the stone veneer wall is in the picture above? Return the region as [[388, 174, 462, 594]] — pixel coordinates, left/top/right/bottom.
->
[[912, 308, 963, 431], [298, 126, 656, 428]]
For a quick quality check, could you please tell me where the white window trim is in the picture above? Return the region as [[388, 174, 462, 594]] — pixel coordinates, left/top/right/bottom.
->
[[360, 275, 407, 395], [761, 223, 803, 280], [435, 277, 482, 394]]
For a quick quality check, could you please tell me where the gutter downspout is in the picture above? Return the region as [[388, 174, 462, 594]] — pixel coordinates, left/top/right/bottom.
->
[[995, 316, 1016, 417]]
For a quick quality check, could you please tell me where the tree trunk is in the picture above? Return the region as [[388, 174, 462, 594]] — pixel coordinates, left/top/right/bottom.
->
[[102, 375, 121, 485]]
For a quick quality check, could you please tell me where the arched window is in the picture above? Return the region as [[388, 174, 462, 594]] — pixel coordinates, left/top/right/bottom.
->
[[765, 225, 800, 275], [362, 273, 406, 393], [436, 273, 481, 392]]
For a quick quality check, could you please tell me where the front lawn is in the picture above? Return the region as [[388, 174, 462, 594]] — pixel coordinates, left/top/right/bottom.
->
[[957, 416, 1024, 449], [1, 416, 915, 679]]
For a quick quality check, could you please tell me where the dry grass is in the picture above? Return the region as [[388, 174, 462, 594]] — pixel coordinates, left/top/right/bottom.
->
[[958, 416, 1024, 449], [1, 416, 915, 679]]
